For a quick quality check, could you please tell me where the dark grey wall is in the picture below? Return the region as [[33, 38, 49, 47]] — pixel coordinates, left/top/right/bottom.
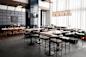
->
[[0, 9, 25, 26]]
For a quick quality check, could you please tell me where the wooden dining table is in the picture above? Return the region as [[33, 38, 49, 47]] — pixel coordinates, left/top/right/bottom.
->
[[2, 27, 25, 30], [25, 28, 44, 32], [1, 27, 25, 35]]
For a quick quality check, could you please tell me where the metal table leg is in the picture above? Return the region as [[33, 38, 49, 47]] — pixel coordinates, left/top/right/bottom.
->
[[45, 37, 54, 56], [28, 37, 35, 45]]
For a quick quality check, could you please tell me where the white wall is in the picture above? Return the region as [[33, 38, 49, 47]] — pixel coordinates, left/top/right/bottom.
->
[[39, 0, 50, 10]]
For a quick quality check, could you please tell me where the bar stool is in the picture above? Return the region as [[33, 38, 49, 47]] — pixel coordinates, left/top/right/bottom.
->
[[52, 34, 70, 55], [69, 38, 78, 49], [24, 31, 31, 46], [39, 35, 49, 52], [28, 30, 39, 45], [69, 38, 78, 44], [59, 36, 71, 55], [24, 30, 38, 46], [24, 31, 30, 39], [50, 38, 63, 57]]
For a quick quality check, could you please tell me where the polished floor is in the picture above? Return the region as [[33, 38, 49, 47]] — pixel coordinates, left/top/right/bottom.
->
[[0, 35, 86, 57]]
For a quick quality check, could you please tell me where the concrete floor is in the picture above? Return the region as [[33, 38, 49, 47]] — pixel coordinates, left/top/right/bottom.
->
[[0, 35, 86, 57]]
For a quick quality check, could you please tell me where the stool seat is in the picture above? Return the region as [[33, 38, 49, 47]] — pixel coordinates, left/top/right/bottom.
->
[[60, 36, 70, 42], [30, 34, 39, 37], [69, 38, 78, 44], [40, 35, 49, 40], [50, 39, 62, 44], [24, 32, 30, 39]]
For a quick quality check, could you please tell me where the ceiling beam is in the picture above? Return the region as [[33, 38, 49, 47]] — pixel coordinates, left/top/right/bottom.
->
[[0, 0, 28, 8]]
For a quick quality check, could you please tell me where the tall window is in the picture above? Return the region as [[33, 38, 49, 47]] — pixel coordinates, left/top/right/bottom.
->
[[41, 10, 47, 26]]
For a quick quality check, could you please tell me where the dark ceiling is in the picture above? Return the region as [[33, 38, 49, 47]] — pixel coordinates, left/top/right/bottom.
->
[[0, 0, 28, 8]]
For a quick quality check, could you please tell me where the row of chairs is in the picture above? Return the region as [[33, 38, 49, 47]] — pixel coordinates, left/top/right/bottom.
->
[[0, 29, 25, 37]]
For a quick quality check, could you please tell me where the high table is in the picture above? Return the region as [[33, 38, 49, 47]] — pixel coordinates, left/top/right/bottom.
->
[[40, 32, 57, 56], [65, 32, 85, 39], [25, 28, 44, 45], [25, 29, 73, 56], [40, 30, 62, 56], [25, 28, 44, 32], [39, 30, 76, 56], [75, 32, 86, 46]]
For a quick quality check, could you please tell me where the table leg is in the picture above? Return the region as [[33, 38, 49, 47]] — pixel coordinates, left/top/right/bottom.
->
[[65, 42, 66, 55], [28, 37, 35, 46], [45, 37, 54, 56]]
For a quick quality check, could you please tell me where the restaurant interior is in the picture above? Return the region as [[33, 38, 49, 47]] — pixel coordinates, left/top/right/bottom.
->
[[0, 0, 86, 57]]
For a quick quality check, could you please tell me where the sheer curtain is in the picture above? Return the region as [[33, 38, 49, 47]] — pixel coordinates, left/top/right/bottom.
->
[[51, 0, 86, 30]]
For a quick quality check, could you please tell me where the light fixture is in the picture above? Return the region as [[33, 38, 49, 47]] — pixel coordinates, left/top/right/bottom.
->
[[47, 0, 53, 3], [16, 5, 23, 8], [13, 0, 28, 3]]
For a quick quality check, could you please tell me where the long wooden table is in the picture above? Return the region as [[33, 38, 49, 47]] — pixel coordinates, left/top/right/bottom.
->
[[25, 28, 44, 32], [1, 27, 25, 36], [2, 27, 25, 30]]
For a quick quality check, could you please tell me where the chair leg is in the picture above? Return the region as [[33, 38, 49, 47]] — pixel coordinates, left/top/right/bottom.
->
[[61, 43, 63, 57], [28, 37, 35, 45], [53, 43, 56, 53], [69, 43, 70, 53], [56, 43, 59, 57], [45, 40, 46, 52], [65, 42, 66, 55], [37, 38, 41, 44]]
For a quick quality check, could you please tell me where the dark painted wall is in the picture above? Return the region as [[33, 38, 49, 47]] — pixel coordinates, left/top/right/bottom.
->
[[0, 9, 25, 26]]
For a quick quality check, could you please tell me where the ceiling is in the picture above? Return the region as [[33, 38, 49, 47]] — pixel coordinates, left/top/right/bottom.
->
[[0, 0, 28, 8]]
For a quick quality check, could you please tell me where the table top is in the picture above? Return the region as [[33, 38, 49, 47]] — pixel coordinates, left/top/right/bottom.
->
[[25, 28, 44, 32], [39, 30, 72, 40], [40, 32, 58, 37], [1, 27, 25, 30], [40, 30, 62, 37], [60, 36, 70, 39], [76, 32, 85, 36]]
